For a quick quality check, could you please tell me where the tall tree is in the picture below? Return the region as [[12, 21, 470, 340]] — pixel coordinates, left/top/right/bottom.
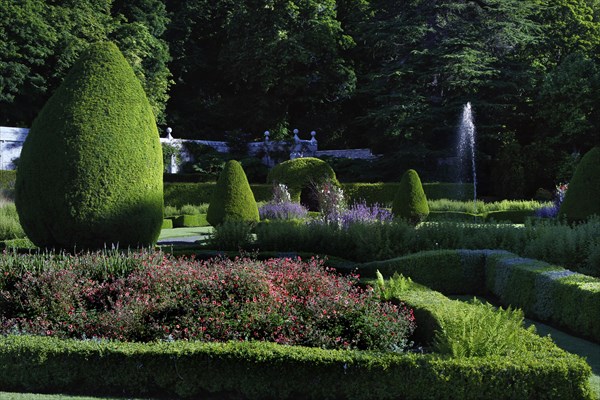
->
[[165, 0, 355, 142], [0, 0, 171, 126], [349, 0, 540, 154]]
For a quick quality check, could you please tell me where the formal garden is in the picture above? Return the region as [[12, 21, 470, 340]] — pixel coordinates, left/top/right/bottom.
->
[[0, 37, 598, 400]]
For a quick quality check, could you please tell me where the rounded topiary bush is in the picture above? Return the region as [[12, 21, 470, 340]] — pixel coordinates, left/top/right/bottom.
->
[[267, 157, 338, 204], [15, 42, 163, 249], [558, 147, 600, 222], [207, 160, 259, 226], [392, 169, 429, 224]]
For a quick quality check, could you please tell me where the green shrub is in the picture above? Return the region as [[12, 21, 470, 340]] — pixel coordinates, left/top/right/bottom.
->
[[161, 219, 173, 229], [172, 214, 207, 227], [559, 146, 600, 222], [392, 169, 429, 224], [163, 205, 179, 218], [15, 42, 163, 249], [267, 157, 338, 202], [206, 160, 259, 226]]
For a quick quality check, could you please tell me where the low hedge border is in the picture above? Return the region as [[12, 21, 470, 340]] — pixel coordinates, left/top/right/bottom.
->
[[357, 249, 600, 343], [427, 210, 535, 224], [485, 251, 600, 342], [172, 214, 209, 228], [0, 325, 592, 399]]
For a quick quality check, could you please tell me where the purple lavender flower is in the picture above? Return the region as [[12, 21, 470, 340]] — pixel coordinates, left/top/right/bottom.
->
[[259, 202, 308, 220], [535, 204, 559, 218], [340, 202, 393, 228]]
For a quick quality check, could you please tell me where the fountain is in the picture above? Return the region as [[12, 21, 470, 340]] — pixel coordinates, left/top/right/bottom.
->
[[457, 102, 477, 212]]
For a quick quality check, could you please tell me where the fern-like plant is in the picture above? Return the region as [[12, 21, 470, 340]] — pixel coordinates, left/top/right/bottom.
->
[[432, 299, 536, 358]]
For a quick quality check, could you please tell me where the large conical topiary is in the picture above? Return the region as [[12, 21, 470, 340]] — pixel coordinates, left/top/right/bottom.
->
[[558, 147, 600, 222], [15, 42, 163, 249], [392, 169, 429, 224], [207, 160, 259, 226]]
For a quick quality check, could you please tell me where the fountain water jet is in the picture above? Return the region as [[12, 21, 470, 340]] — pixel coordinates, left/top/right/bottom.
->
[[457, 102, 477, 212]]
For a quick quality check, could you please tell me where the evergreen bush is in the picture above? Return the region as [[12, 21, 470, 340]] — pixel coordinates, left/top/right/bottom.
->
[[267, 157, 338, 202], [15, 42, 163, 249], [206, 160, 259, 226], [391, 169, 429, 224], [558, 147, 600, 222]]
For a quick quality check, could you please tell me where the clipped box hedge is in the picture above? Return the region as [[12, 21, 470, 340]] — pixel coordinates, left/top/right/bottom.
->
[[358, 250, 600, 343], [161, 218, 173, 229], [341, 182, 474, 205], [350, 250, 487, 295], [0, 325, 592, 399], [164, 183, 272, 207], [485, 251, 600, 342], [172, 214, 208, 228]]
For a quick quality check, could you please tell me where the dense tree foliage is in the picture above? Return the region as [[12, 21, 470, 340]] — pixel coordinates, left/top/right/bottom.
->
[[2, 0, 599, 195], [0, 0, 170, 125]]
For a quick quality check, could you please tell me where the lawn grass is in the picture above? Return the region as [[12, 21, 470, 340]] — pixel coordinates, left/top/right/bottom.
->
[[157, 226, 213, 240]]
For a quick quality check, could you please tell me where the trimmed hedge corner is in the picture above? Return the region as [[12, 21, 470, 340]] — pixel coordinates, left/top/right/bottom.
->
[[356, 250, 600, 343]]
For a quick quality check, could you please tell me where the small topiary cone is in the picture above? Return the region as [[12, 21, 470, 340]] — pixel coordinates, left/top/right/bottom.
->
[[392, 169, 429, 224], [207, 160, 259, 226]]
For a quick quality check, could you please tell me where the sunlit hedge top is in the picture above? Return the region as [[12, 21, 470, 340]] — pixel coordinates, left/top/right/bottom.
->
[[15, 41, 163, 249], [267, 157, 338, 202]]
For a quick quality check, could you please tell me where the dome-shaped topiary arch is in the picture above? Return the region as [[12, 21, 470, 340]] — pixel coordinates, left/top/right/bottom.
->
[[558, 147, 600, 223], [392, 169, 429, 224], [266, 157, 338, 205], [207, 160, 259, 226], [15, 42, 163, 249]]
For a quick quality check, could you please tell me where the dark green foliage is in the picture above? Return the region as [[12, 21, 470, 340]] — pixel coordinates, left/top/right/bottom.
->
[[0, 329, 592, 399], [163, 182, 272, 207], [172, 214, 207, 228], [0, 0, 171, 126], [341, 182, 474, 206], [267, 157, 338, 202], [392, 170, 429, 224], [15, 42, 163, 249], [360, 250, 486, 295], [559, 147, 600, 222], [206, 160, 259, 226]]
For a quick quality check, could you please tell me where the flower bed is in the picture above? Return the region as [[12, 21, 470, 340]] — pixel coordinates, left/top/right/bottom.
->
[[0, 251, 415, 352]]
